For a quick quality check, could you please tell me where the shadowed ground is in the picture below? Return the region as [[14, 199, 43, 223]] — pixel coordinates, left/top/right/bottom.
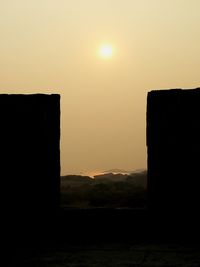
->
[[16, 241, 200, 267], [10, 206, 200, 266]]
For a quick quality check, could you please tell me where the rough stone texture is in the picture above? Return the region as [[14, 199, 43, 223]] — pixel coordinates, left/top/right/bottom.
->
[[147, 88, 200, 218], [0, 94, 60, 243]]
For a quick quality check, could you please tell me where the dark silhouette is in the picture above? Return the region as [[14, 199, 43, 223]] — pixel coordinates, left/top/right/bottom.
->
[[0, 94, 60, 248], [5, 89, 200, 266], [147, 88, 200, 223], [61, 171, 146, 208]]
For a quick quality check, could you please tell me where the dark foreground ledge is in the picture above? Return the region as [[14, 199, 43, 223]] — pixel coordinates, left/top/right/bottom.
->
[[9, 207, 200, 267], [40, 207, 200, 245]]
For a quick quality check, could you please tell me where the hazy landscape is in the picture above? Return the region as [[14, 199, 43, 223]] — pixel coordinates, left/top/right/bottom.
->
[[61, 170, 147, 208], [3, 0, 200, 265]]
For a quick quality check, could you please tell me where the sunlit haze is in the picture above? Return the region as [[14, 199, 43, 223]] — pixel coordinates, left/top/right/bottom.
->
[[99, 44, 114, 59], [0, 0, 200, 175]]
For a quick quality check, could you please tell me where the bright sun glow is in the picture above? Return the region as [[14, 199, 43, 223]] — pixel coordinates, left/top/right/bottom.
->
[[99, 44, 113, 59]]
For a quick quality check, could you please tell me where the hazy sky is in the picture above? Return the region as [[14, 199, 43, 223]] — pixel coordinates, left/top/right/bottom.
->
[[0, 0, 200, 175]]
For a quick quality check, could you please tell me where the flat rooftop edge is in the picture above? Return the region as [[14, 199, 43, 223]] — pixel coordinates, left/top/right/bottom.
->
[[148, 88, 200, 94]]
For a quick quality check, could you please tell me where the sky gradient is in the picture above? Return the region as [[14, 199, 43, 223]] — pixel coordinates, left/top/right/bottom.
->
[[0, 0, 200, 175]]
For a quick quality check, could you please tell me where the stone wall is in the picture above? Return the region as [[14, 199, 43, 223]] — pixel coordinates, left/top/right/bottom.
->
[[0, 94, 60, 241], [147, 89, 200, 217]]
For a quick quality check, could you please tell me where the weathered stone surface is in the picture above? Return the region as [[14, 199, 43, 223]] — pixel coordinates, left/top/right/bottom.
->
[[147, 88, 200, 217]]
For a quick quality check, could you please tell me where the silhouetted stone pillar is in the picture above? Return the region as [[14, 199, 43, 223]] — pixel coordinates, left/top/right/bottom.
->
[[147, 89, 200, 219], [0, 94, 60, 242]]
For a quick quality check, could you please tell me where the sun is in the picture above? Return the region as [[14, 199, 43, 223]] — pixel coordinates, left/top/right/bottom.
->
[[99, 44, 113, 59]]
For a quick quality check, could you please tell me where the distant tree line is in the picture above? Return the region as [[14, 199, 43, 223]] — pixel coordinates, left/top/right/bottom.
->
[[60, 171, 147, 208]]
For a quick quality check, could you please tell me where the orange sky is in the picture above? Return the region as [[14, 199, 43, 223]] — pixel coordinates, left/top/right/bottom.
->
[[0, 0, 200, 175]]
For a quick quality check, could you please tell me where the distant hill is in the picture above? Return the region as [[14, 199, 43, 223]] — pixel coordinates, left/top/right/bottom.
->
[[94, 170, 147, 187], [94, 172, 128, 182], [103, 169, 134, 174], [61, 175, 93, 187], [62, 175, 92, 182], [127, 170, 147, 188], [61, 170, 147, 188], [61, 170, 147, 208]]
